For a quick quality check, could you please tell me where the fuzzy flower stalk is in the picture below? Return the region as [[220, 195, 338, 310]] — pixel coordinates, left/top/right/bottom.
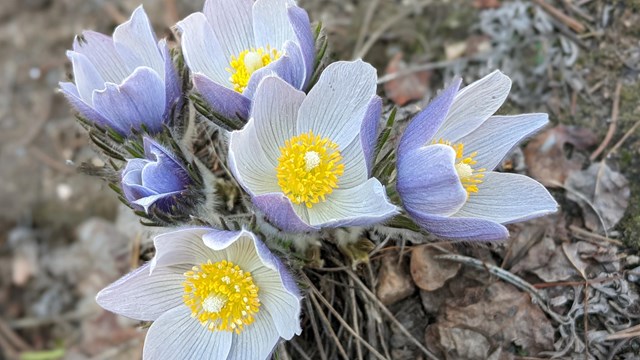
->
[[228, 60, 398, 232], [177, 0, 315, 121], [396, 70, 557, 241], [60, 6, 181, 136], [96, 228, 302, 360]]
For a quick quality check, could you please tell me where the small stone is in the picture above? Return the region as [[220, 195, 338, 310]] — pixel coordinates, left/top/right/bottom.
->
[[410, 244, 461, 291], [376, 251, 415, 306]]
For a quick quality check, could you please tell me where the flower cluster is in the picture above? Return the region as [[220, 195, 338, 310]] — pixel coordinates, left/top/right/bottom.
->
[[61, 0, 558, 359]]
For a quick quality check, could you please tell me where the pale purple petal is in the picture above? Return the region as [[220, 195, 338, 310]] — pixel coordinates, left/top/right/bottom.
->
[[359, 96, 382, 175], [297, 60, 377, 149], [253, 193, 316, 232], [458, 113, 549, 171], [95, 263, 184, 321], [177, 12, 230, 85], [151, 227, 220, 271], [397, 78, 461, 156], [72, 31, 130, 83], [92, 67, 165, 133], [143, 305, 233, 360], [159, 39, 182, 120], [287, 6, 314, 87], [307, 178, 398, 228], [227, 310, 280, 360], [141, 138, 189, 194], [252, 0, 296, 50], [122, 158, 156, 201], [193, 73, 250, 120], [397, 144, 467, 217], [411, 211, 509, 241], [433, 70, 511, 142], [228, 118, 280, 196], [132, 192, 183, 212], [66, 50, 105, 104], [453, 172, 558, 224], [59, 82, 117, 132], [203, 0, 255, 59], [113, 6, 164, 74], [249, 76, 305, 164], [243, 40, 306, 98], [337, 137, 368, 189]]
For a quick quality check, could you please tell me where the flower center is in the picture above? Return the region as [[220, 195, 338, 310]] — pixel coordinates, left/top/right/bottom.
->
[[227, 46, 281, 93], [183, 260, 260, 333], [276, 130, 345, 208], [434, 139, 485, 196]]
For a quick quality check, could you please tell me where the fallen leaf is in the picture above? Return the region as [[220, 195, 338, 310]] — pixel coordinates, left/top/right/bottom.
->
[[376, 251, 415, 306], [410, 244, 461, 291], [383, 52, 431, 106], [564, 162, 630, 232], [425, 282, 555, 357], [524, 125, 598, 187], [473, 0, 501, 8]]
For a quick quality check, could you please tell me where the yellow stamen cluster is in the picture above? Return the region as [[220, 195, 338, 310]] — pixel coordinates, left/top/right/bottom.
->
[[227, 46, 281, 93], [276, 130, 345, 208], [433, 139, 485, 196], [183, 260, 260, 334]]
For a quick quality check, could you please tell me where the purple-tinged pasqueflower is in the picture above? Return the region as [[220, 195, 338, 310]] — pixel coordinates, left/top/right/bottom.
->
[[228, 60, 398, 232], [96, 228, 302, 360], [396, 70, 557, 241], [121, 137, 190, 213], [177, 0, 314, 121], [60, 6, 180, 136]]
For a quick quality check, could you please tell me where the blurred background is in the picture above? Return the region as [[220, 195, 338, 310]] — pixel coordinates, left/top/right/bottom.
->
[[1, 0, 639, 359]]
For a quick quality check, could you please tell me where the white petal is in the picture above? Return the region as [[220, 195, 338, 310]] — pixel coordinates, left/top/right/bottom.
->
[[296, 60, 377, 149], [67, 51, 105, 104], [307, 178, 398, 227], [143, 305, 233, 360], [251, 265, 301, 339], [177, 12, 231, 86], [73, 31, 130, 84], [228, 118, 281, 196], [338, 136, 368, 189], [113, 6, 164, 75], [204, 0, 255, 59], [152, 227, 220, 271], [458, 113, 549, 171], [453, 172, 558, 224], [224, 235, 265, 273], [96, 263, 185, 321], [252, 0, 297, 49], [251, 76, 305, 165], [226, 310, 280, 360], [433, 70, 511, 142]]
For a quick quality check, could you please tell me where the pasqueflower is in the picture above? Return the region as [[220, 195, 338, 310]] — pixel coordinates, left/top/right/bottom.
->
[[60, 6, 180, 136], [396, 70, 557, 241], [228, 60, 398, 232], [96, 228, 302, 360], [177, 0, 314, 121]]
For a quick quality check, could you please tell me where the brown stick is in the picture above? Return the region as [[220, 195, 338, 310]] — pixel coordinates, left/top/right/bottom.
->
[[532, 0, 586, 33], [590, 80, 622, 161]]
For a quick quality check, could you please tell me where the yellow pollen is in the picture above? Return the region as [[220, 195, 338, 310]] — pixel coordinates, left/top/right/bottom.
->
[[227, 46, 281, 93], [276, 130, 345, 208], [183, 259, 260, 334], [433, 139, 485, 196]]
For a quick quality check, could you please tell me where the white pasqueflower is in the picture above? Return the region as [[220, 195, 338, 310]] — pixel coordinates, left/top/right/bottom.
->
[[96, 228, 301, 360], [396, 70, 558, 241], [177, 0, 314, 121], [228, 60, 398, 232]]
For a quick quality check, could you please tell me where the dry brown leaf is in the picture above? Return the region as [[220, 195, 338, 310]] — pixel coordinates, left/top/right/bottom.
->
[[383, 52, 431, 106], [473, 0, 501, 9], [425, 282, 555, 357], [410, 244, 461, 291], [524, 125, 598, 187], [564, 162, 630, 233], [376, 251, 415, 305]]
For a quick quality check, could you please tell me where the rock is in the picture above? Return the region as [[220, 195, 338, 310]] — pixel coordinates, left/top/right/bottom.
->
[[376, 251, 415, 306]]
